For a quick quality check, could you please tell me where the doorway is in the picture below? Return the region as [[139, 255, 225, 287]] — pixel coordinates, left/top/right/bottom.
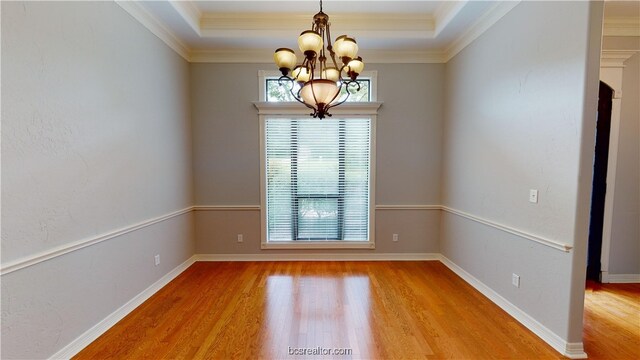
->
[[586, 81, 614, 282]]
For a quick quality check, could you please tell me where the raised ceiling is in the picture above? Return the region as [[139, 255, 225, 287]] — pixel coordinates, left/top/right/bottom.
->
[[117, 0, 640, 63]]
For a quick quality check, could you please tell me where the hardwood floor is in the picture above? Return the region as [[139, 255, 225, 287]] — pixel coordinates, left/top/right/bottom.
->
[[583, 281, 640, 359], [74, 261, 636, 359]]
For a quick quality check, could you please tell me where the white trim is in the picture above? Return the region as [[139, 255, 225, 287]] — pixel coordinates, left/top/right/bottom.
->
[[603, 17, 640, 37], [167, 0, 202, 36], [444, 1, 521, 62], [442, 206, 573, 252], [439, 255, 587, 359], [564, 343, 588, 359], [598, 57, 639, 281], [607, 274, 640, 283], [261, 241, 375, 250], [600, 50, 638, 69], [3, 203, 575, 275], [193, 205, 261, 211], [195, 204, 442, 211], [375, 205, 440, 210], [49, 256, 197, 360], [1, 207, 193, 276], [115, 1, 191, 61], [258, 113, 378, 251], [434, 1, 468, 36], [600, 96, 622, 279], [253, 102, 383, 115], [191, 49, 446, 64], [195, 253, 440, 262]]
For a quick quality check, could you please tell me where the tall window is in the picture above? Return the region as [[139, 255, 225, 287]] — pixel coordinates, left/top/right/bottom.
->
[[265, 118, 371, 242]]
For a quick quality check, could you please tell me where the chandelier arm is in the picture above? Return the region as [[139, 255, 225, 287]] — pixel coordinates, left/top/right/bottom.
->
[[324, 19, 341, 71], [326, 81, 348, 109], [306, 62, 323, 115], [278, 75, 314, 112], [326, 80, 361, 111]]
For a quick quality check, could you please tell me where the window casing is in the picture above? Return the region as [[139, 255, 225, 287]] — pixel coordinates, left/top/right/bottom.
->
[[265, 117, 371, 243], [256, 71, 380, 249]]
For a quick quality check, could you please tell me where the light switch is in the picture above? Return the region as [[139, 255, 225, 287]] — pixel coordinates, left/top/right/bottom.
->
[[529, 189, 538, 203]]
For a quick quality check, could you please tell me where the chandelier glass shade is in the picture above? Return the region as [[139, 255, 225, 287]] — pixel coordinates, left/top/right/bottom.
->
[[273, 0, 365, 119]]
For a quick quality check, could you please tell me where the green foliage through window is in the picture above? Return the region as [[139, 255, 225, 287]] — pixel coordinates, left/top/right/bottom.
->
[[266, 79, 371, 103]]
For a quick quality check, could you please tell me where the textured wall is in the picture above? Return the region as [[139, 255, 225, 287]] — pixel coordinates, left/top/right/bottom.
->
[[609, 53, 640, 275], [1, 2, 194, 358], [190, 63, 445, 254], [441, 0, 601, 346]]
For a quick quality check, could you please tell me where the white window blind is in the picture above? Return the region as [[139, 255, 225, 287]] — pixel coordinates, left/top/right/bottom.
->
[[265, 117, 371, 241]]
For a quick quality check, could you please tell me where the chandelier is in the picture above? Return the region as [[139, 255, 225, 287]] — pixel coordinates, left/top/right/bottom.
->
[[273, 0, 365, 119]]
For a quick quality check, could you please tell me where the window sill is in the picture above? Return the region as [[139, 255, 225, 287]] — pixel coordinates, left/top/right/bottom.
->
[[261, 241, 375, 250], [253, 101, 382, 115]]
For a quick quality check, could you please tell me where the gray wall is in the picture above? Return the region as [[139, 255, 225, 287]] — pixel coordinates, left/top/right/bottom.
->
[[441, 0, 601, 346], [1, 2, 195, 358], [609, 52, 640, 275], [190, 63, 444, 254]]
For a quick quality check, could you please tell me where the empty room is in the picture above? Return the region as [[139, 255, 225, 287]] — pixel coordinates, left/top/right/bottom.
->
[[2, 0, 639, 359]]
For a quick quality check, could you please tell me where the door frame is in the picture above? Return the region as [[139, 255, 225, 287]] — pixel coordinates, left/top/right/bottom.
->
[[598, 50, 637, 282]]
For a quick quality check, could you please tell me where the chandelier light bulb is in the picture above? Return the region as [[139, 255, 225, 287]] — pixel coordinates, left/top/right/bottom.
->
[[334, 36, 358, 63], [298, 30, 323, 59], [273, 48, 297, 75], [346, 57, 365, 79], [291, 66, 311, 83], [322, 67, 340, 82]]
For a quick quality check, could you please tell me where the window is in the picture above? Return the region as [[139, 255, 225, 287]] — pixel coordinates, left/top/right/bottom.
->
[[266, 79, 371, 102], [258, 70, 377, 104], [256, 70, 379, 249], [265, 118, 371, 244]]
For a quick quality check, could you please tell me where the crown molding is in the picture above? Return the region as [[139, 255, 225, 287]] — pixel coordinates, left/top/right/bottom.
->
[[601, 50, 639, 68], [444, 0, 521, 62], [117, 0, 519, 65], [434, 0, 468, 36], [168, 0, 202, 36], [190, 48, 446, 64], [603, 17, 640, 37], [115, 0, 191, 61]]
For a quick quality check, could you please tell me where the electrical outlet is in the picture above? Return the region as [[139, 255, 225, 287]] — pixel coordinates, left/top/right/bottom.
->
[[392, 234, 399, 242], [529, 189, 538, 203], [237, 234, 244, 243], [512, 273, 520, 288], [154, 254, 160, 266]]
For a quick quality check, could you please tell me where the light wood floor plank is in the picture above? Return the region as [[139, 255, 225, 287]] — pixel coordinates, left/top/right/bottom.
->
[[74, 262, 639, 359]]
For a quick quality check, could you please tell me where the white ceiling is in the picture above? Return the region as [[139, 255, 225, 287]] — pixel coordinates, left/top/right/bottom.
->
[[124, 0, 640, 63]]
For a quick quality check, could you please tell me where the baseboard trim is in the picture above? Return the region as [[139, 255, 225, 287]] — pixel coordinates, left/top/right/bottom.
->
[[195, 253, 440, 262], [438, 255, 587, 359], [49, 256, 197, 360], [1, 207, 193, 276], [607, 273, 640, 283]]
